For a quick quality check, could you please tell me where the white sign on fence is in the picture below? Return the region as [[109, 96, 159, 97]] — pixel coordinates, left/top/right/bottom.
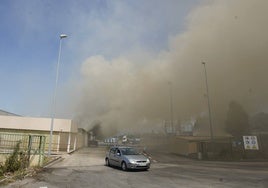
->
[[243, 136, 259, 150]]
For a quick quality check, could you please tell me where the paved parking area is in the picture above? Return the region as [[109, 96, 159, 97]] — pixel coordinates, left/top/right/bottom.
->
[[3, 147, 268, 188]]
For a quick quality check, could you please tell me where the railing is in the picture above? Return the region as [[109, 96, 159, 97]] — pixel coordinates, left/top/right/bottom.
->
[[0, 133, 46, 166]]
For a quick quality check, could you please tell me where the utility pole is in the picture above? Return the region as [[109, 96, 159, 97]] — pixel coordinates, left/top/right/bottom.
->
[[168, 81, 175, 134], [202, 62, 214, 142]]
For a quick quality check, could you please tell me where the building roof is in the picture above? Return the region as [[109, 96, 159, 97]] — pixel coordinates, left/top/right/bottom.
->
[[0, 109, 20, 116], [176, 135, 233, 142]]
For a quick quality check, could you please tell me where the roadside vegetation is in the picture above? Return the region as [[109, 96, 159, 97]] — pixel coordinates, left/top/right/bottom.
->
[[0, 142, 41, 185]]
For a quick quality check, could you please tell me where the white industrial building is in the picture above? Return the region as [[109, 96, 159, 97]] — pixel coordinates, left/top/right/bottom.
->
[[0, 110, 87, 154]]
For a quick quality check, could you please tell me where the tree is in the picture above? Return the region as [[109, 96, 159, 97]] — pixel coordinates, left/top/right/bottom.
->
[[225, 101, 250, 137], [193, 116, 209, 136]]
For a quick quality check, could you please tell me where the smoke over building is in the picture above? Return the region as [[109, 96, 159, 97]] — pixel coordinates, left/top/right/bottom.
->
[[72, 0, 268, 137]]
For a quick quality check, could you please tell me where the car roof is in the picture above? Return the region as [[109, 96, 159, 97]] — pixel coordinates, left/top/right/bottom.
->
[[110, 146, 133, 149]]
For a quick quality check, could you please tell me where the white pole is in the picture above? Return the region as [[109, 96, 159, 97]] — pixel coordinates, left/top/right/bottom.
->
[[48, 34, 67, 156], [74, 135, 77, 150], [67, 132, 71, 153]]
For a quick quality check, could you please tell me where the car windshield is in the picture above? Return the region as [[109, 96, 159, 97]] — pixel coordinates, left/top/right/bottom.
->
[[120, 148, 139, 155]]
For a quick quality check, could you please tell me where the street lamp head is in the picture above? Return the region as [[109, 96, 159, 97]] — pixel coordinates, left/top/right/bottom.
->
[[202, 62, 206, 65], [60, 34, 68, 39]]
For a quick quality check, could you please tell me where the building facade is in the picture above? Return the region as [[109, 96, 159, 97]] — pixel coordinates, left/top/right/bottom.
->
[[0, 114, 87, 154]]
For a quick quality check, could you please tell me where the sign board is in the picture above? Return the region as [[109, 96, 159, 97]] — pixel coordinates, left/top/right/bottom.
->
[[243, 136, 259, 150]]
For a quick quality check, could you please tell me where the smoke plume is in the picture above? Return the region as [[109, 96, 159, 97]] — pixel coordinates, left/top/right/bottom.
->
[[74, 0, 268, 136]]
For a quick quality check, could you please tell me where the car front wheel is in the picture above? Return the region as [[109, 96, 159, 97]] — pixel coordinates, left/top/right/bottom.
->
[[121, 161, 127, 171]]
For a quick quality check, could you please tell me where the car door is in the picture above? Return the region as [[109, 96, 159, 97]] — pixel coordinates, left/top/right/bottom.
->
[[108, 148, 116, 166], [113, 149, 122, 167]]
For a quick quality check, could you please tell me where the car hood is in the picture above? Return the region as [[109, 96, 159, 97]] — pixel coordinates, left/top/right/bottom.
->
[[125, 155, 148, 161]]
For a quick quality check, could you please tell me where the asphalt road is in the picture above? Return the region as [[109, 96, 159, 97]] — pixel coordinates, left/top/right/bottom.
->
[[4, 147, 268, 188]]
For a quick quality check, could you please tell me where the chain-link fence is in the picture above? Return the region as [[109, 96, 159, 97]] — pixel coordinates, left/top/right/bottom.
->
[[0, 133, 46, 166]]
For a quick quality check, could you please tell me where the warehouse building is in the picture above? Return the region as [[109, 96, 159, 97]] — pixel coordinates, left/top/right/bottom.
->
[[0, 110, 87, 154]]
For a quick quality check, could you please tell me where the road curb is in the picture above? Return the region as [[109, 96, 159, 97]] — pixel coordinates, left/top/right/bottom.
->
[[43, 156, 63, 168]]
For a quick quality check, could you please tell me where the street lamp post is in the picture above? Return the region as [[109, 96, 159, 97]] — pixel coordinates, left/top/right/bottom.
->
[[202, 62, 214, 142], [168, 81, 174, 134], [48, 34, 68, 156]]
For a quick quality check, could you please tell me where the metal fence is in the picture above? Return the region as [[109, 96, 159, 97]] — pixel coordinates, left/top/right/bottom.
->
[[0, 133, 46, 166], [198, 135, 268, 160]]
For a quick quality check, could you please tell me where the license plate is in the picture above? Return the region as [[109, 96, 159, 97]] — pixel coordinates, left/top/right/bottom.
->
[[138, 163, 147, 166]]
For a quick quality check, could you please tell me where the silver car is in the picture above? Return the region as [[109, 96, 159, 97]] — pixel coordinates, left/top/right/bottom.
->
[[105, 146, 150, 171]]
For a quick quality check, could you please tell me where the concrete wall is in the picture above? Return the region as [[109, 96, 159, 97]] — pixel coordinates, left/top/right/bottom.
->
[[141, 134, 198, 156], [0, 115, 74, 133], [76, 129, 88, 148]]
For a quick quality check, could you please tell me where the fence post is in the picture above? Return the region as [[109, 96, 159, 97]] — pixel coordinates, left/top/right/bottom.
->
[[38, 136, 42, 166], [27, 135, 32, 167], [38, 136, 46, 166], [229, 137, 233, 160], [57, 132, 61, 152]]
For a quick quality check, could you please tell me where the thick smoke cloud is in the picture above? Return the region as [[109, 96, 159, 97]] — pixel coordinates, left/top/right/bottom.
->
[[75, 0, 268, 136]]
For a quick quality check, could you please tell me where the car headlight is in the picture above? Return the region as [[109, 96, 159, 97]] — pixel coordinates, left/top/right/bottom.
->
[[146, 158, 150, 163], [129, 159, 136, 164]]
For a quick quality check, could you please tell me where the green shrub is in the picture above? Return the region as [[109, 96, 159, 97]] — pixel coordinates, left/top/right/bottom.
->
[[5, 142, 22, 173], [0, 163, 4, 177]]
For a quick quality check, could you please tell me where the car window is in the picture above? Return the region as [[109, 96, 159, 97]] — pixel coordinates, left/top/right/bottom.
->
[[110, 148, 116, 154], [116, 149, 121, 155], [120, 148, 139, 155]]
